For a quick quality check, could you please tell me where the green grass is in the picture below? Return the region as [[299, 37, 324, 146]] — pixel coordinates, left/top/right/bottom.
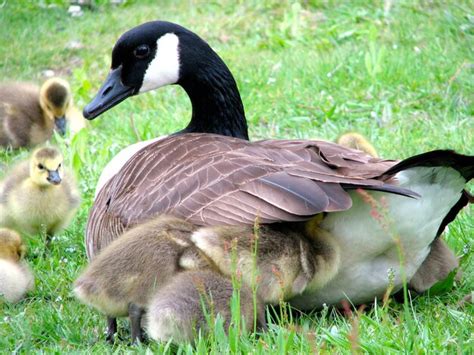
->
[[0, 0, 473, 352]]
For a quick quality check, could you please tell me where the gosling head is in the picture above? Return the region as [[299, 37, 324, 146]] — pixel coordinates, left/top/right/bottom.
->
[[29, 147, 64, 187], [84, 21, 216, 119], [0, 228, 26, 262], [39, 78, 72, 135], [336, 132, 379, 158]]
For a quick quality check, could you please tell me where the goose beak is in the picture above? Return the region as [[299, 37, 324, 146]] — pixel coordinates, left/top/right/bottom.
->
[[83, 66, 135, 120], [47, 170, 62, 185], [55, 116, 67, 136]]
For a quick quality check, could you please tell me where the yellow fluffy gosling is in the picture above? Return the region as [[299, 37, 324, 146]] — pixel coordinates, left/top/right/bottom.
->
[[0, 228, 34, 303], [336, 132, 378, 157], [0, 147, 80, 242]]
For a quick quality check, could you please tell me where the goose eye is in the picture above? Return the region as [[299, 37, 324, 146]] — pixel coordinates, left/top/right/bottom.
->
[[133, 45, 150, 59], [38, 164, 44, 170]]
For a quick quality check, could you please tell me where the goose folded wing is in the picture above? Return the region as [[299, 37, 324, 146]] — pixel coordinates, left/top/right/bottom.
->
[[101, 134, 416, 228], [259, 138, 398, 178]]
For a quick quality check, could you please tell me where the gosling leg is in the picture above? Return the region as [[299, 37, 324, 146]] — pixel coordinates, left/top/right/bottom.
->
[[106, 317, 117, 343], [128, 303, 145, 343], [45, 232, 54, 249]]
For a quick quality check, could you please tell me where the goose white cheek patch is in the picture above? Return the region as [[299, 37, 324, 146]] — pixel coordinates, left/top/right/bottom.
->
[[140, 33, 180, 93]]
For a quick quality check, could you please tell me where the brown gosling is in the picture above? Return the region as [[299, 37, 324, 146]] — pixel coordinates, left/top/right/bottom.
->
[[336, 132, 378, 158], [73, 215, 211, 343], [146, 270, 266, 344], [408, 238, 460, 293], [0, 147, 80, 242], [0, 77, 85, 148], [0, 228, 34, 303], [191, 217, 341, 305]]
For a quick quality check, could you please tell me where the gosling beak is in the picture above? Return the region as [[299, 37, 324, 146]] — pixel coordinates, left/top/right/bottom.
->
[[83, 66, 135, 120], [47, 170, 62, 185], [55, 116, 67, 136]]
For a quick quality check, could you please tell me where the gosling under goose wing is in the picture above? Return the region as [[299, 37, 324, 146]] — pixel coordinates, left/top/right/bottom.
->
[[86, 133, 419, 258]]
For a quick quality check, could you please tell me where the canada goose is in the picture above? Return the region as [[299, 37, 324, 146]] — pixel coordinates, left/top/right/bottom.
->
[[192, 220, 340, 305], [0, 147, 80, 242], [74, 215, 210, 343], [0, 228, 34, 303], [0, 77, 85, 148], [336, 132, 378, 158], [83, 21, 473, 309], [146, 270, 265, 344]]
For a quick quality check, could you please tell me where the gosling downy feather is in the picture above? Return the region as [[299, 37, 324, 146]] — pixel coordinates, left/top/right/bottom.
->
[[74, 215, 210, 342], [336, 132, 378, 158], [146, 270, 265, 344], [0, 228, 34, 303], [0, 147, 80, 239], [0, 77, 86, 148], [407, 237, 460, 293], [192, 220, 340, 305], [84, 21, 473, 309]]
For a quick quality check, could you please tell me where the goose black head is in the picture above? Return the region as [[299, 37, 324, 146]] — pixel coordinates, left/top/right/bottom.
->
[[84, 21, 248, 140], [84, 21, 206, 119]]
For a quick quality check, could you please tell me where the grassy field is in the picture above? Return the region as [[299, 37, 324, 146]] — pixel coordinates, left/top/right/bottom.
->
[[0, 0, 473, 353]]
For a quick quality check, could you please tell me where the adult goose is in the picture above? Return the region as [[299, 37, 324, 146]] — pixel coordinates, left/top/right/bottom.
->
[[83, 21, 473, 309]]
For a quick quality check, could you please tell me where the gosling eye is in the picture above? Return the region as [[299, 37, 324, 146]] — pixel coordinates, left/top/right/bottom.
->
[[38, 164, 45, 170], [58, 163, 62, 169], [133, 44, 150, 59]]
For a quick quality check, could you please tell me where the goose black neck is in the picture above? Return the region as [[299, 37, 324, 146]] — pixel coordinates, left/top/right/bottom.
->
[[177, 43, 249, 140]]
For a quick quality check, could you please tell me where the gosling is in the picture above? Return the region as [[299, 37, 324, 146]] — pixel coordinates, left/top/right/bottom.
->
[[192, 218, 341, 305], [408, 237, 460, 293], [73, 215, 210, 343], [336, 132, 378, 157], [0, 228, 34, 303], [0, 77, 85, 148], [146, 270, 265, 344], [0, 147, 80, 242]]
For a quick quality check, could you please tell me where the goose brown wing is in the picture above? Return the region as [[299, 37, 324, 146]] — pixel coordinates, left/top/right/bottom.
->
[[258, 139, 397, 178], [86, 133, 413, 258]]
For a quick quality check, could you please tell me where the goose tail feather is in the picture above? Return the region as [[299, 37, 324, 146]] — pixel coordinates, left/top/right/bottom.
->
[[381, 150, 474, 181], [380, 149, 474, 238]]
